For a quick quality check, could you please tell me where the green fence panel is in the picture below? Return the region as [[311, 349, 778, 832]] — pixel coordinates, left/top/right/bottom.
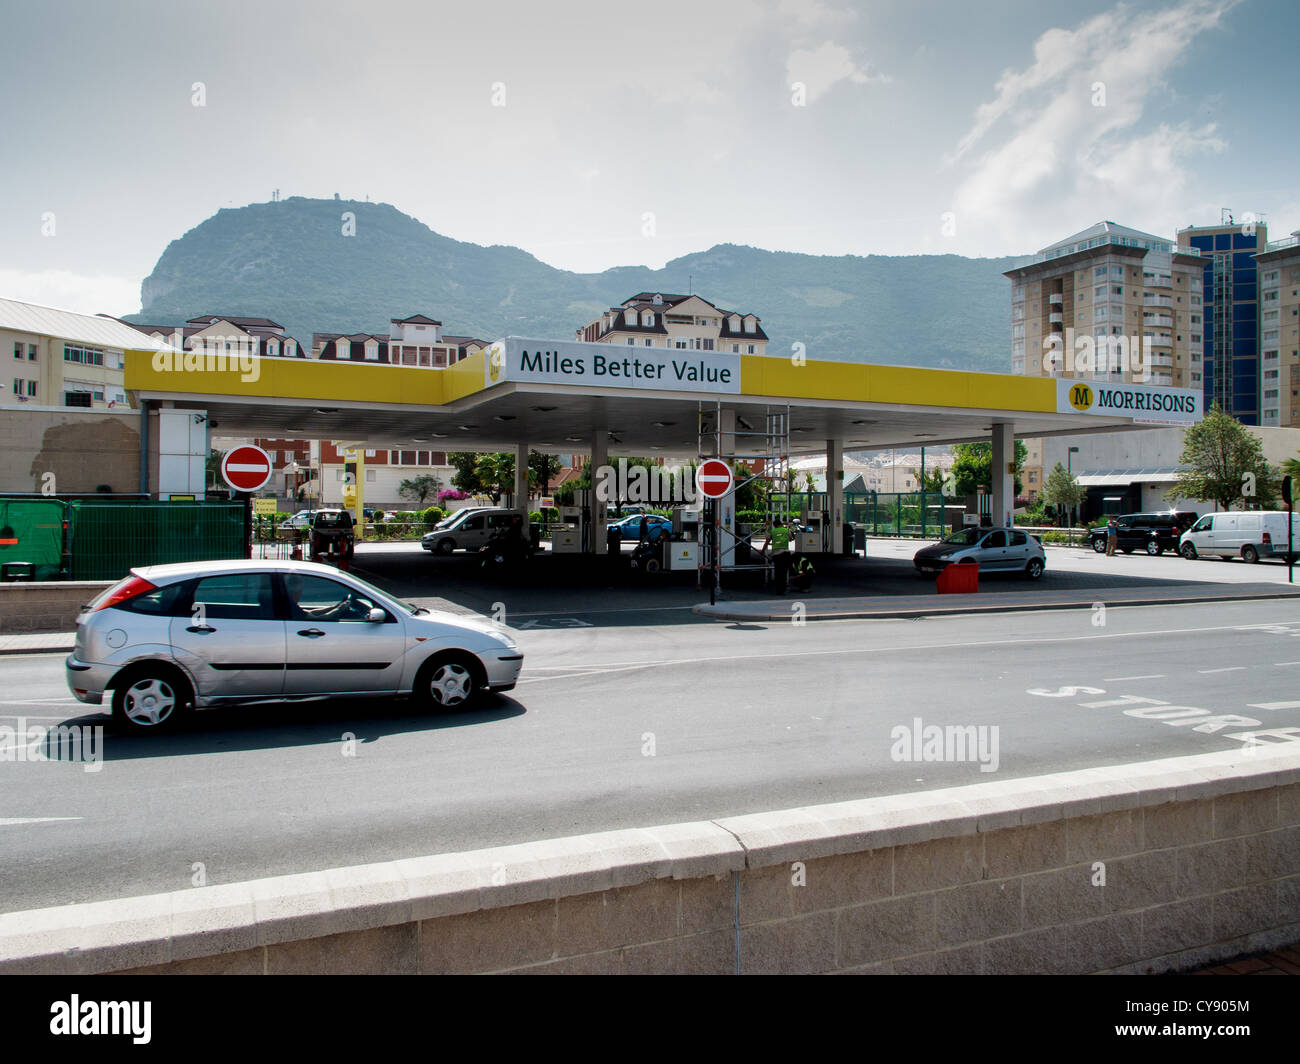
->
[[0, 499, 67, 580], [68, 501, 246, 581]]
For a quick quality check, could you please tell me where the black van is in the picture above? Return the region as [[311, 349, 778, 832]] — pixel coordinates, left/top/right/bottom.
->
[[1088, 511, 1198, 555]]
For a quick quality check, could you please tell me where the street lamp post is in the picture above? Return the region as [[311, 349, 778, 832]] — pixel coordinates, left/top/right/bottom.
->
[[1067, 446, 1080, 527]]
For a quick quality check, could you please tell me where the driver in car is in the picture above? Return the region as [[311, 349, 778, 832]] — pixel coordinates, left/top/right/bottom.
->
[[284, 573, 370, 622]]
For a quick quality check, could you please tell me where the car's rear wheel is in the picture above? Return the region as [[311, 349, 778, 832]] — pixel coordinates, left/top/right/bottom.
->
[[1242, 544, 1259, 564], [414, 653, 484, 711], [436, 538, 455, 555], [1025, 557, 1044, 580], [1145, 540, 1162, 555], [111, 665, 192, 733], [1091, 538, 1106, 553], [1180, 542, 1198, 560], [642, 557, 662, 574]]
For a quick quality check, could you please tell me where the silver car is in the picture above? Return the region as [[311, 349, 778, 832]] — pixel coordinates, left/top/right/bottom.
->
[[913, 526, 1046, 579], [66, 560, 523, 732]]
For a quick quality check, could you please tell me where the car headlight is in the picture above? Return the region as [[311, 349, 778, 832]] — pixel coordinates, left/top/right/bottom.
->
[[485, 628, 518, 650]]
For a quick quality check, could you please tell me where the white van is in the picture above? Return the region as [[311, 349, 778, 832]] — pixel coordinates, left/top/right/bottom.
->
[[421, 508, 524, 554], [1179, 510, 1300, 563]]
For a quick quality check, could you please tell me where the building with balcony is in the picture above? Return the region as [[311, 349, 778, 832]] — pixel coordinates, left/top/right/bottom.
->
[[314, 314, 487, 366], [576, 293, 768, 356], [1003, 221, 1205, 495], [1254, 231, 1300, 427], [1177, 218, 1269, 425], [125, 314, 307, 361]]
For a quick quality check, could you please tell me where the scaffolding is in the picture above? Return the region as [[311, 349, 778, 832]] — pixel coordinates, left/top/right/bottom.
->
[[696, 401, 791, 590]]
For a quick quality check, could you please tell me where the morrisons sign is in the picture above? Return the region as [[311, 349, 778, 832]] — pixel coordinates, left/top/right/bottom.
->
[[1057, 379, 1200, 426]]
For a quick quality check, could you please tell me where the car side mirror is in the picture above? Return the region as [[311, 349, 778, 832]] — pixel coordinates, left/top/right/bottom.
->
[[367, 608, 386, 623]]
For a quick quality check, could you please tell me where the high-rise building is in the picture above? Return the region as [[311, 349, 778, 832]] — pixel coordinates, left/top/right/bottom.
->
[[1254, 231, 1300, 427], [1003, 221, 1205, 496], [1177, 218, 1269, 424]]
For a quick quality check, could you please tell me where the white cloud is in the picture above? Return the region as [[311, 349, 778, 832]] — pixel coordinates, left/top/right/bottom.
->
[[0, 269, 140, 316], [786, 41, 891, 104], [948, 0, 1241, 249]]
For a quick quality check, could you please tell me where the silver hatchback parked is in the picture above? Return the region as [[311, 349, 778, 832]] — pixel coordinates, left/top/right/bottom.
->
[[66, 560, 523, 732]]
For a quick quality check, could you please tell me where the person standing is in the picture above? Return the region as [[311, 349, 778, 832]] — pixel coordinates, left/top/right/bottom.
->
[[1105, 516, 1118, 557]]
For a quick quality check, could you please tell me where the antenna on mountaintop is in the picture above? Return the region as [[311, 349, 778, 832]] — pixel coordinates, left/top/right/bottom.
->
[[689, 273, 693, 295]]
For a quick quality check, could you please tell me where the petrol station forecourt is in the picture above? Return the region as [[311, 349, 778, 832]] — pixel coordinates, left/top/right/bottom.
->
[[133, 335, 1203, 554]]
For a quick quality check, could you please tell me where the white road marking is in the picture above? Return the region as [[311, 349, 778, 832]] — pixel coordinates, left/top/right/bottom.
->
[[1103, 674, 1166, 681], [1197, 667, 1247, 674], [1275, 662, 1300, 667], [1248, 702, 1300, 711], [0, 817, 83, 826], [514, 619, 1300, 675]]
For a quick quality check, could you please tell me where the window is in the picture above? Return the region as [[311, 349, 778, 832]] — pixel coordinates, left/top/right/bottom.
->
[[12, 343, 20, 359], [747, 345, 755, 354], [12, 378, 22, 395], [63, 344, 104, 366], [627, 338, 635, 345], [644, 339, 652, 346], [674, 339, 688, 349], [27, 381, 37, 397], [188, 573, 276, 621], [284, 575, 386, 623], [64, 391, 92, 407], [702, 339, 714, 351], [731, 344, 739, 353], [27, 344, 37, 360]]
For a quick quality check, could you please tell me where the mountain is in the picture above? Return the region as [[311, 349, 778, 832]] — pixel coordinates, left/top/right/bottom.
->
[[131, 197, 1029, 373]]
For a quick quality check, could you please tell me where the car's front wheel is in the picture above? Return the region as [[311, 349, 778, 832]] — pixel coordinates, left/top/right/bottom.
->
[[414, 653, 484, 711], [111, 665, 192, 733], [1091, 538, 1106, 553], [1180, 542, 1198, 560], [1025, 557, 1044, 580], [1145, 540, 1162, 555], [436, 538, 455, 555]]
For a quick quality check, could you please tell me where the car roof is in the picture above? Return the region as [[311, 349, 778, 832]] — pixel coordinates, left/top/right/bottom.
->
[[129, 559, 360, 582]]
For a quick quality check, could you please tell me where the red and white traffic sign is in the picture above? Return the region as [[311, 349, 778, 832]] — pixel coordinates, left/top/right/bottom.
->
[[221, 445, 273, 493], [696, 459, 734, 499]]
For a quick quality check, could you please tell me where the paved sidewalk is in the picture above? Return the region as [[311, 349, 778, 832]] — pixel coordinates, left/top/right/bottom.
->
[[0, 632, 74, 655], [694, 580, 1300, 622]]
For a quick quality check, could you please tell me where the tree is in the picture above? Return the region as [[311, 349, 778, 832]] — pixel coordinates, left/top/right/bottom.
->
[[1040, 462, 1084, 525], [398, 473, 442, 506], [1165, 404, 1277, 510], [474, 452, 515, 503], [1282, 453, 1300, 482], [529, 453, 561, 496], [447, 452, 483, 495], [949, 441, 1028, 496]]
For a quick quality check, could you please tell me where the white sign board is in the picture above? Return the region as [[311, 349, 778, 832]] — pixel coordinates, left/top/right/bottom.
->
[[1056, 379, 1200, 426], [484, 337, 740, 394]]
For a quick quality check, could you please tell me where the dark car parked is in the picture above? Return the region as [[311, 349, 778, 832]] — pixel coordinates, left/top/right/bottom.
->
[[1088, 511, 1198, 555]]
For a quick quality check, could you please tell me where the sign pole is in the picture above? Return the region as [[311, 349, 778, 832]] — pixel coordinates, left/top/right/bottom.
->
[[1283, 475, 1293, 584], [242, 491, 252, 560]]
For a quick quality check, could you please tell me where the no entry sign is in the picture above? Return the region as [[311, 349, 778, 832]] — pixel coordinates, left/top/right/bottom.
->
[[221, 445, 273, 493], [696, 459, 734, 499]]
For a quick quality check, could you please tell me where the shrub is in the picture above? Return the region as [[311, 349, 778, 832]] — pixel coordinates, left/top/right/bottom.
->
[[420, 505, 445, 529]]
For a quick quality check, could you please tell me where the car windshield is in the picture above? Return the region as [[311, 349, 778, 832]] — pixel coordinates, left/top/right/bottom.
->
[[314, 512, 349, 528], [941, 528, 981, 546]]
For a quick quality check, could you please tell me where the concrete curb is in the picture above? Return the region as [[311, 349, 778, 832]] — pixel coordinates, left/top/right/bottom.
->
[[0, 638, 74, 656], [2, 743, 1298, 974], [693, 582, 1300, 622]]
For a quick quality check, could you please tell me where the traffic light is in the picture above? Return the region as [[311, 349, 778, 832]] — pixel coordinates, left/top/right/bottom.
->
[[1283, 475, 1293, 506]]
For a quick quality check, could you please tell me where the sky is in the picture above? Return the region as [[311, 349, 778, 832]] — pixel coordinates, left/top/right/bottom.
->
[[0, 0, 1296, 317]]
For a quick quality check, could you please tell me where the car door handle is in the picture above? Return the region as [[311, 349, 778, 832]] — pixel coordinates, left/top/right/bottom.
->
[[297, 628, 326, 638], [186, 625, 216, 634]]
